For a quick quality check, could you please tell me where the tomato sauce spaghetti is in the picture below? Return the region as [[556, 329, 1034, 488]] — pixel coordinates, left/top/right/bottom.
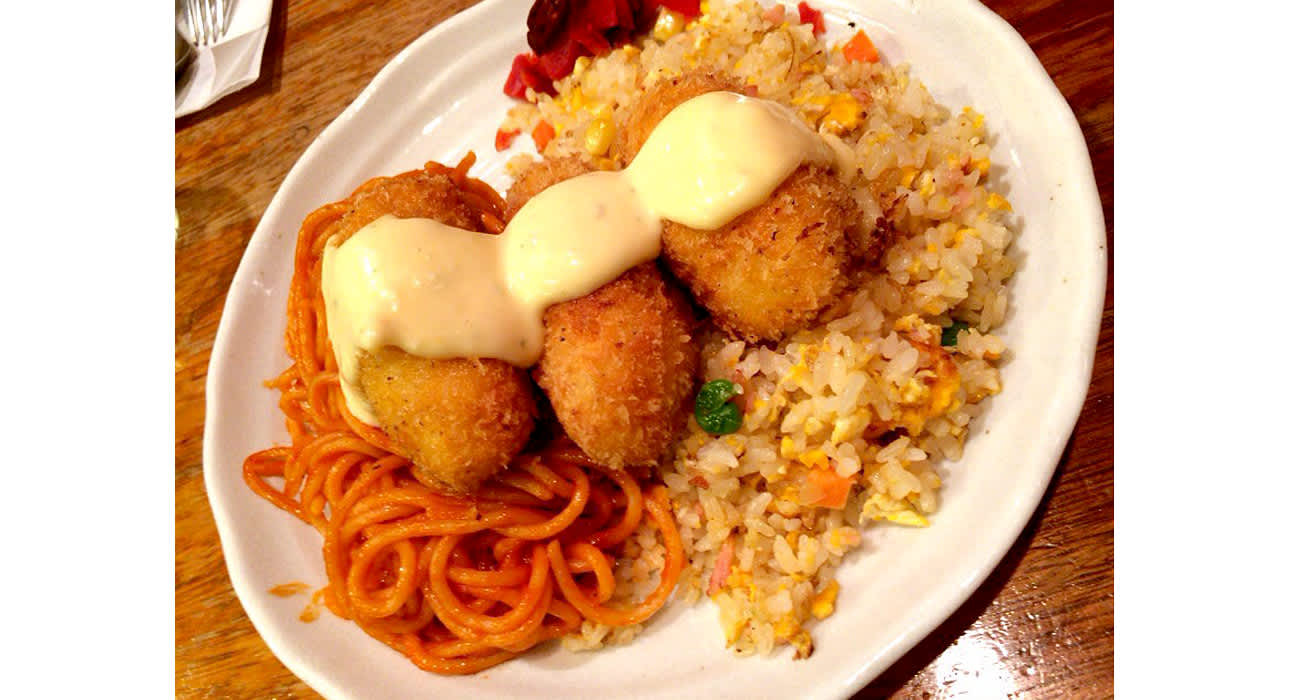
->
[[242, 154, 685, 675]]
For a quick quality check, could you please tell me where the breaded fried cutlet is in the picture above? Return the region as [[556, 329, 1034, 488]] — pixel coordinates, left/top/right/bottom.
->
[[661, 165, 861, 343], [332, 169, 484, 240], [507, 155, 700, 467], [325, 168, 538, 494], [616, 71, 868, 343], [534, 263, 699, 467], [357, 349, 537, 495], [505, 155, 604, 218], [613, 71, 742, 164]]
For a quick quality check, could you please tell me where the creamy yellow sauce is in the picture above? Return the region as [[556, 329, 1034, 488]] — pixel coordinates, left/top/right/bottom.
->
[[322, 92, 833, 425], [629, 92, 833, 229]]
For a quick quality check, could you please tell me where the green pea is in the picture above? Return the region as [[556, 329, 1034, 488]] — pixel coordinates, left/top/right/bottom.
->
[[940, 320, 970, 347], [695, 379, 743, 435]]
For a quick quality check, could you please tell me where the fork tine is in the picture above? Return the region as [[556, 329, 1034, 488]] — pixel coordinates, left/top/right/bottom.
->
[[215, 0, 228, 40], [185, 0, 232, 46], [184, 0, 198, 44], [212, 0, 223, 41], [202, 0, 216, 44], [221, 0, 235, 39], [190, 0, 206, 45]]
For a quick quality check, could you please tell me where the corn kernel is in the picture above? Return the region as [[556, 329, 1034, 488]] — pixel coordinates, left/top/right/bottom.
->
[[584, 117, 615, 156], [830, 416, 858, 444], [789, 362, 809, 382], [899, 167, 917, 188], [986, 192, 1012, 211], [800, 449, 829, 470], [653, 8, 685, 41], [974, 157, 991, 175], [918, 173, 935, 198], [590, 102, 614, 120], [566, 86, 586, 111]]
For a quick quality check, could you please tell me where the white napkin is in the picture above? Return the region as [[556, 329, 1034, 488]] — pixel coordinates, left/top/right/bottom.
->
[[176, 0, 273, 117]]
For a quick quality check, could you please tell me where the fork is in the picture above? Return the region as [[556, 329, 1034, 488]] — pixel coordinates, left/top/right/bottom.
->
[[185, 0, 234, 46]]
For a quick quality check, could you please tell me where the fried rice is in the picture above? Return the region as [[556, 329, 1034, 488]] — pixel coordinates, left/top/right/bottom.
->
[[502, 0, 1016, 658]]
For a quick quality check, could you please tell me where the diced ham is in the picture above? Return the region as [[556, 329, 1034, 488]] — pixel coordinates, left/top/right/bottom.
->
[[708, 537, 736, 595], [730, 370, 753, 413]]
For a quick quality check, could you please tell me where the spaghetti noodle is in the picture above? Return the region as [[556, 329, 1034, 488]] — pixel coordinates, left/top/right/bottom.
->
[[242, 154, 685, 675]]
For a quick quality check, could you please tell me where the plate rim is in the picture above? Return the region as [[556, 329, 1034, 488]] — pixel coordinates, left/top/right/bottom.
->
[[201, 0, 1108, 697]]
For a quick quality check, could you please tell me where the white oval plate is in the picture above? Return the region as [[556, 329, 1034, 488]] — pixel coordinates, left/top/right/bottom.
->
[[203, 1, 1106, 697]]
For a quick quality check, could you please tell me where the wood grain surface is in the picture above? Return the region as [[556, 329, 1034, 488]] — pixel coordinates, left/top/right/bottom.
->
[[175, 1, 1112, 697]]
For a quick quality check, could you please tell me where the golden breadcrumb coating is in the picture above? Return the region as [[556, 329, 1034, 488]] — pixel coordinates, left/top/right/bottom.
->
[[357, 349, 536, 495], [332, 169, 483, 238], [326, 168, 537, 495], [505, 155, 604, 218], [613, 71, 742, 165], [662, 165, 861, 342], [534, 263, 699, 467], [616, 71, 868, 343]]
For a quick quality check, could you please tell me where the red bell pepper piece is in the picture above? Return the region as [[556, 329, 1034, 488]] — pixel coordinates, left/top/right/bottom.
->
[[797, 2, 826, 35]]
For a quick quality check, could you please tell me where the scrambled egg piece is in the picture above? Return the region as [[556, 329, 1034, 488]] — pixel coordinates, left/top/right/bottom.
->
[[888, 317, 963, 435], [811, 580, 840, 619], [862, 492, 929, 527]]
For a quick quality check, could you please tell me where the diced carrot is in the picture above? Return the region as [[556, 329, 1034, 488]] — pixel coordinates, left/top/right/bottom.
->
[[797, 2, 826, 36], [494, 128, 520, 151], [532, 120, 556, 151], [803, 467, 855, 509], [842, 28, 880, 63]]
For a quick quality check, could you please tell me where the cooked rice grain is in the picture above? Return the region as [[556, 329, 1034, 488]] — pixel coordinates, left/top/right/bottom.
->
[[507, 0, 1016, 657]]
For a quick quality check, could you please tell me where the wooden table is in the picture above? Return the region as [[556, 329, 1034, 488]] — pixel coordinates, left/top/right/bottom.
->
[[175, 1, 1112, 697]]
